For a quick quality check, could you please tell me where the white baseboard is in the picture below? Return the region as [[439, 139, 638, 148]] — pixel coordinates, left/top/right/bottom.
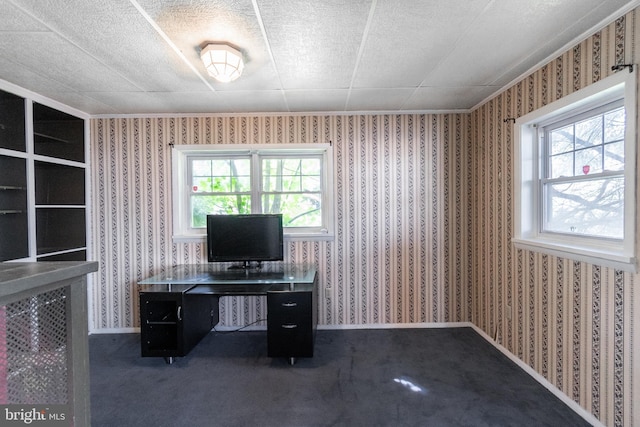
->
[[89, 322, 602, 426], [317, 321, 472, 330]]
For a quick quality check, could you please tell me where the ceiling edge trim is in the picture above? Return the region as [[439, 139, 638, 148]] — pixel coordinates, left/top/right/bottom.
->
[[89, 109, 472, 120]]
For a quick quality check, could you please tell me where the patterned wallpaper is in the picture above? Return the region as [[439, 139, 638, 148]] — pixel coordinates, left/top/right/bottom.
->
[[89, 7, 639, 427], [90, 113, 471, 330], [471, 10, 639, 427]]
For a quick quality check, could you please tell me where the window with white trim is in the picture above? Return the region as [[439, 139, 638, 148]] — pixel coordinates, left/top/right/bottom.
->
[[514, 69, 637, 271], [172, 144, 334, 242], [542, 100, 625, 238]]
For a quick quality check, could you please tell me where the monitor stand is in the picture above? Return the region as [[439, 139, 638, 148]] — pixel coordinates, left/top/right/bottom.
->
[[227, 261, 261, 270]]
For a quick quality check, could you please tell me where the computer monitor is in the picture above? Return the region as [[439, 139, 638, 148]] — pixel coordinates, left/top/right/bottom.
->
[[206, 214, 284, 268]]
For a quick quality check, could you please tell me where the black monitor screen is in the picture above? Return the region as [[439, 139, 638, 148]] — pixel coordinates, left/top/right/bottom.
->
[[206, 214, 283, 264]]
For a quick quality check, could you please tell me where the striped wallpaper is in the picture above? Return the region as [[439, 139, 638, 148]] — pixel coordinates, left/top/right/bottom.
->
[[90, 113, 471, 330], [471, 10, 639, 427], [89, 6, 640, 427]]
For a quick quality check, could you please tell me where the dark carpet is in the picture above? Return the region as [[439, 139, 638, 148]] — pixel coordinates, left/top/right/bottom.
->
[[89, 327, 590, 427]]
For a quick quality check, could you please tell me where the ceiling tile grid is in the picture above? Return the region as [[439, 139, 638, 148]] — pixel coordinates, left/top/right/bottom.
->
[[0, 0, 636, 115]]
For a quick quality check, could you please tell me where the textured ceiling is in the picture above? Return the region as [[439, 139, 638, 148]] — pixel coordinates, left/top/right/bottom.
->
[[0, 0, 636, 116]]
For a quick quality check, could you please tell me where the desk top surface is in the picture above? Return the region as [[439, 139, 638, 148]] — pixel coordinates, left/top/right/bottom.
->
[[139, 263, 316, 286]]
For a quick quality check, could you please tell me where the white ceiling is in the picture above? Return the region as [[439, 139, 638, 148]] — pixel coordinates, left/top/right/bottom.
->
[[0, 0, 636, 116]]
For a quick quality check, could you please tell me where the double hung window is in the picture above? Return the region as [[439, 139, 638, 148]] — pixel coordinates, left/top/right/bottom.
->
[[172, 144, 333, 241], [541, 101, 625, 239], [514, 69, 637, 271]]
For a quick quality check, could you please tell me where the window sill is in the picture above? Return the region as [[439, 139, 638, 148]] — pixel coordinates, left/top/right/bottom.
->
[[512, 237, 637, 272]]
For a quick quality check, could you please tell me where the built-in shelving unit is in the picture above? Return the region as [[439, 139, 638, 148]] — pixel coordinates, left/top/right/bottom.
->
[[0, 88, 88, 262]]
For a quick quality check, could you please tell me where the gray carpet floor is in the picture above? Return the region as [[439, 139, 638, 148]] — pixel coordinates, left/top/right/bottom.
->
[[89, 327, 590, 427]]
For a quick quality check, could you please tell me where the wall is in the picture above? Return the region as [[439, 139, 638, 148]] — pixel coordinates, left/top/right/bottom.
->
[[471, 9, 639, 427], [90, 113, 471, 329]]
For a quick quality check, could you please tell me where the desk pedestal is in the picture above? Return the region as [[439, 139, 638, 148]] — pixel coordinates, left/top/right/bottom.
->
[[267, 285, 317, 363], [140, 285, 218, 362]]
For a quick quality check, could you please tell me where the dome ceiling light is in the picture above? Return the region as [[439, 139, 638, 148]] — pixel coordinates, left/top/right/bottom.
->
[[200, 43, 244, 83]]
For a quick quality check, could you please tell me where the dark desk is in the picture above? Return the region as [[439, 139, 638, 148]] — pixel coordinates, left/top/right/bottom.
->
[[138, 264, 318, 364]]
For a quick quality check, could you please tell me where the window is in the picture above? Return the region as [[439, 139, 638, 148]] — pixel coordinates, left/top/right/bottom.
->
[[542, 101, 625, 238], [514, 69, 637, 271], [172, 144, 334, 242]]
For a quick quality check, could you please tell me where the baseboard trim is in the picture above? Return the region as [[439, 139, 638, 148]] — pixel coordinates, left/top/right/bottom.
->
[[89, 322, 603, 426], [317, 321, 472, 330]]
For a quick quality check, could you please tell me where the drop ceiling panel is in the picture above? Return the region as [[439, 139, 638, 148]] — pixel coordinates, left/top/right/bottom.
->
[[8, 0, 209, 93], [255, 0, 372, 89], [0, 0, 48, 31], [211, 90, 289, 113], [285, 90, 349, 112], [346, 88, 416, 112], [402, 86, 500, 111], [353, 0, 493, 89], [424, 0, 633, 88], [85, 91, 235, 115], [0, 56, 77, 95], [0, 33, 141, 92]]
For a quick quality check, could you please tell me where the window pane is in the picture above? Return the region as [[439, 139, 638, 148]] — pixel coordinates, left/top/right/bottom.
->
[[192, 159, 213, 176], [262, 193, 322, 227], [262, 158, 321, 192], [545, 176, 624, 239], [604, 141, 624, 171], [604, 107, 625, 142], [192, 159, 250, 193], [263, 176, 282, 192], [550, 125, 574, 154], [574, 146, 602, 175], [300, 158, 321, 174], [575, 116, 603, 148], [191, 195, 251, 227], [301, 175, 321, 191], [549, 152, 573, 178]]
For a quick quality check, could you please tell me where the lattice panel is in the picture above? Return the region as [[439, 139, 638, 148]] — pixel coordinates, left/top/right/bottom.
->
[[0, 288, 69, 404]]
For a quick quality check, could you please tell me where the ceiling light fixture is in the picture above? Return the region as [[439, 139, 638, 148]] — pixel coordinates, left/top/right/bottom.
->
[[200, 43, 244, 83]]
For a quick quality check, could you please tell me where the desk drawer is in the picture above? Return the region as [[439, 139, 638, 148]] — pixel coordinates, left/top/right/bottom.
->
[[267, 324, 313, 358], [267, 292, 311, 320]]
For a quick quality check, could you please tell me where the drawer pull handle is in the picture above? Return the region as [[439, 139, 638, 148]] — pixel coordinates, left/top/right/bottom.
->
[[282, 324, 298, 329], [177, 306, 182, 321], [282, 302, 297, 307]]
